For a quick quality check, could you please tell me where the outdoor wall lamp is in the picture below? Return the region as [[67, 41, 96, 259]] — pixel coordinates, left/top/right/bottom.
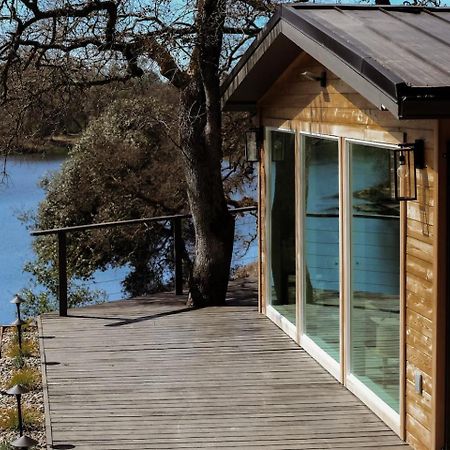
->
[[301, 70, 327, 87], [245, 128, 262, 163], [393, 139, 425, 201]]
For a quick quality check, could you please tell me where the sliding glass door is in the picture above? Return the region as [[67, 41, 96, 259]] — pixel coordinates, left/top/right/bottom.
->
[[265, 130, 401, 426], [302, 135, 340, 365], [348, 142, 400, 414], [267, 130, 296, 327], [297, 134, 401, 423]]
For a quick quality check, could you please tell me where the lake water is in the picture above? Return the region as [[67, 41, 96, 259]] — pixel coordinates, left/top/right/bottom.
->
[[0, 155, 64, 324], [0, 155, 127, 324], [0, 154, 257, 324]]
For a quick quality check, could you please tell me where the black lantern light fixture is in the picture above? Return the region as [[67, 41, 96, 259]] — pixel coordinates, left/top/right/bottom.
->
[[393, 139, 425, 201], [245, 128, 262, 163]]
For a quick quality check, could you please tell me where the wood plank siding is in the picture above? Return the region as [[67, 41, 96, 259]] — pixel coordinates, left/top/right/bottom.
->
[[39, 280, 409, 449], [258, 53, 439, 449]]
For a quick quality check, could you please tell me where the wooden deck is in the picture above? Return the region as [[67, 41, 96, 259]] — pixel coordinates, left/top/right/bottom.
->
[[39, 280, 410, 449]]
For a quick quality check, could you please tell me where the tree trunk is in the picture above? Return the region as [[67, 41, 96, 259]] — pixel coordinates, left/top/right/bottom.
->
[[178, 0, 232, 308], [180, 79, 235, 308]]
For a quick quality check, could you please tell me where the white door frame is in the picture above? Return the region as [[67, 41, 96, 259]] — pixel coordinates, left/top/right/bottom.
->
[[297, 132, 342, 382], [264, 127, 297, 341], [343, 138, 402, 436]]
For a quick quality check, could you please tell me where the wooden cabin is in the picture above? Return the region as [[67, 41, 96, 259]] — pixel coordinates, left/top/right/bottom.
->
[[222, 5, 450, 450]]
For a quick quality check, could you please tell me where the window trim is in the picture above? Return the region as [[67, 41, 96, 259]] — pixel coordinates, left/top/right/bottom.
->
[[262, 130, 405, 437], [343, 137, 403, 436], [264, 127, 297, 339]]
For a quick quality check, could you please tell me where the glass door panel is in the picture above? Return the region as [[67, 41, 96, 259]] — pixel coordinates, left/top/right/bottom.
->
[[350, 142, 400, 412], [303, 135, 340, 362], [268, 131, 296, 325]]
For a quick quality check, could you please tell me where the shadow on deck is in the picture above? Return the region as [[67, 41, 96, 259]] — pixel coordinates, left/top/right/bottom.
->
[[39, 279, 409, 449]]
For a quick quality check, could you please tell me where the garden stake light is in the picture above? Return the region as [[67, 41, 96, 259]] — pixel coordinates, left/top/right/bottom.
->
[[10, 294, 25, 322], [6, 384, 28, 436], [11, 318, 26, 352], [10, 434, 38, 449]]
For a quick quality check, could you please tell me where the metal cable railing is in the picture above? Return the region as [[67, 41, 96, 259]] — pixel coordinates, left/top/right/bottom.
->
[[30, 206, 257, 316]]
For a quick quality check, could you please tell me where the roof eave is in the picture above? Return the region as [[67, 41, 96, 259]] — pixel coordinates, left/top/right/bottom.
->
[[399, 95, 450, 119], [222, 18, 303, 112], [280, 19, 401, 118], [221, 9, 282, 99], [222, 5, 450, 120], [221, 6, 402, 117]]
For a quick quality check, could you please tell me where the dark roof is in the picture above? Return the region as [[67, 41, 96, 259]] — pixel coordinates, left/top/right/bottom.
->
[[222, 5, 450, 119]]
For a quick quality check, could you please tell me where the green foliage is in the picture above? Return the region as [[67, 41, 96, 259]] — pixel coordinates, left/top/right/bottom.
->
[[21, 279, 106, 318], [22, 79, 188, 304], [10, 320, 34, 341], [5, 367, 41, 391], [20, 79, 256, 307], [0, 441, 12, 450], [0, 406, 42, 431]]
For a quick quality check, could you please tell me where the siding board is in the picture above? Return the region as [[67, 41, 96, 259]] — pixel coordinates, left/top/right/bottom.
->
[[259, 54, 437, 449]]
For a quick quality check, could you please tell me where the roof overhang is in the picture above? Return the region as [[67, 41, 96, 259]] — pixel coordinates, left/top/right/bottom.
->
[[222, 14, 302, 112], [221, 5, 450, 120]]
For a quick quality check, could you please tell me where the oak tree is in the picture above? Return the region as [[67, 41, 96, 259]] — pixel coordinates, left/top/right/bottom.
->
[[0, 0, 270, 306]]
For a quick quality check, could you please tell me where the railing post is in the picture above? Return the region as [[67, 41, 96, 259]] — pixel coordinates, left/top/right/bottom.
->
[[173, 217, 183, 295], [57, 231, 68, 317]]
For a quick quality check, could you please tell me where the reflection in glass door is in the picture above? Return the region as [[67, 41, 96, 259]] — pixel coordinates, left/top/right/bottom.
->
[[268, 130, 296, 325], [303, 135, 340, 362], [349, 142, 400, 413]]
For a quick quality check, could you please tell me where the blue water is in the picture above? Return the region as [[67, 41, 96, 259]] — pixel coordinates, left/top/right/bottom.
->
[[0, 155, 128, 324], [0, 155, 257, 324], [0, 155, 62, 323]]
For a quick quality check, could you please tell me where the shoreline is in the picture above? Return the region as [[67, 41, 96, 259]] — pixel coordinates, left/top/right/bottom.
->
[[2, 134, 79, 157]]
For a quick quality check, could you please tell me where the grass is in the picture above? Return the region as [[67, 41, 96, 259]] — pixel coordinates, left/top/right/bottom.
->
[[0, 405, 42, 431], [0, 442, 12, 450], [3, 339, 38, 358], [9, 321, 34, 342], [4, 367, 41, 391], [11, 355, 25, 369]]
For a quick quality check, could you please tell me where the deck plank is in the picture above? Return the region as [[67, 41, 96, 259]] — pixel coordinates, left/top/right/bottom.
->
[[39, 280, 409, 449]]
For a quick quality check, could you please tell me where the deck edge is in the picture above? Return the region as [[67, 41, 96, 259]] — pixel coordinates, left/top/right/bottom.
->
[[38, 315, 53, 450]]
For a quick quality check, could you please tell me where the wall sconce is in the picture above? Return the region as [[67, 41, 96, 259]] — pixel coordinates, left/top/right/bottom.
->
[[393, 139, 425, 201], [245, 128, 261, 163], [301, 71, 327, 87]]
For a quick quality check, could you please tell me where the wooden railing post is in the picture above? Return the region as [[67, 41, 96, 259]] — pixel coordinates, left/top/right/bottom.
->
[[57, 231, 68, 317], [173, 217, 183, 295]]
